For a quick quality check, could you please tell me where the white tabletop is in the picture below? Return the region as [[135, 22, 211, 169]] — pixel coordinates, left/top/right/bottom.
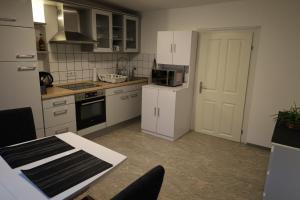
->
[[0, 132, 127, 200]]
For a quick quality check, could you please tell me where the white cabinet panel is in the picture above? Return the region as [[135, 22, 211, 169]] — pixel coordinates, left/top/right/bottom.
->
[[0, 26, 36, 62], [45, 121, 77, 136], [106, 93, 130, 126], [157, 90, 176, 137], [141, 87, 158, 133], [0, 0, 33, 28], [43, 95, 75, 109], [127, 90, 142, 119], [157, 31, 173, 64], [0, 62, 44, 130], [43, 104, 76, 128], [173, 31, 192, 65]]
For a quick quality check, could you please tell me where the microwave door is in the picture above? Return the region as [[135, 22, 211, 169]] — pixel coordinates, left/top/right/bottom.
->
[[152, 70, 168, 85]]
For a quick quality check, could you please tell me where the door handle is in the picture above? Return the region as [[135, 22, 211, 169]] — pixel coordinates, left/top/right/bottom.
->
[[157, 108, 160, 117], [16, 54, 35, 59], [170, 44, 173, 53], [55, 127, 69, 134], [53, 109, 68, 116], [130, 93, 138, 98], [0, 17, 16, 22], [82, 99, 104, 106], [173, 44, 176, 53], [154, 107, 156, 116], [18, 66, 36, 71], [199, 81, 207, 94], [120, 95, 129, 100]]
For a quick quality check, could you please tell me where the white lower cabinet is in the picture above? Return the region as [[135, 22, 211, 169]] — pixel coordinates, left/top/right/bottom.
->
[[106, 85, 142, 127], [43, 95, 77, 136], [141, 85, 191, 140]]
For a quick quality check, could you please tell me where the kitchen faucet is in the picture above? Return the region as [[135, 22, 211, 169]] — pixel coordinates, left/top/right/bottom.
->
[[116, 56, 136, 80]]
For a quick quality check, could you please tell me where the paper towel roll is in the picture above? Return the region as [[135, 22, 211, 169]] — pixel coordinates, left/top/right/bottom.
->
[[92, 68, 97, 82]]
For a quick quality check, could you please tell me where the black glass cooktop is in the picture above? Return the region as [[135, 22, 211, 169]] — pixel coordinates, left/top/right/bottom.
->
[[59, 83, 98, 90]]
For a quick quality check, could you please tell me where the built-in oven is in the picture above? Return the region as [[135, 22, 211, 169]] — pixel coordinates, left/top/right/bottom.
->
[[75, 89, 106, 131]]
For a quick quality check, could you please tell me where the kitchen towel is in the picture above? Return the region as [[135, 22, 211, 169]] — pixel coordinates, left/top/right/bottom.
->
[[21, 150, 113, 198], [0, 136, 74, 168]]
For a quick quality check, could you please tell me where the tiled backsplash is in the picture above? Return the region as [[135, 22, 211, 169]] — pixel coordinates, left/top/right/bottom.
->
[[42, 44, 155, 84]]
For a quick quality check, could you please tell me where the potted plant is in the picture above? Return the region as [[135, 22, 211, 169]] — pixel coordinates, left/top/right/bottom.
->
[[274, 103, 300, 129]]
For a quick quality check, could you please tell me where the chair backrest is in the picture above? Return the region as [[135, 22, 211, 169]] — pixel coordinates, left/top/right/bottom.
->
[[111, 165, 165, 200], [0, 107, 36, 148]]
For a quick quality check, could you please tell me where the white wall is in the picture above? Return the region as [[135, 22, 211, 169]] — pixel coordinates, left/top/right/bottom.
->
[[140, 0, 300, 147]]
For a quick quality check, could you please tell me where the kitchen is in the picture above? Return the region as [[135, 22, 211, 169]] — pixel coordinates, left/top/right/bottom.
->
[[1, 0, 300, 200]]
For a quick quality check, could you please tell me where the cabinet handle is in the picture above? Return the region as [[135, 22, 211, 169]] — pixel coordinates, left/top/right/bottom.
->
[[55, 127, 69, 134], [130, 93, 138, 98], [53, 100, 67, 107], [174, 44, 176, 53], [154, 107, 156, 116], [158, 108, 160, 117], [170, 44, 173, 53], [120, 95, 129, 100], [53, 109, 68, 116], [0, 17, 16, 22], [16, 54, 35, 59], [18, 66, 36, 71], [114, 89, 123, 94]]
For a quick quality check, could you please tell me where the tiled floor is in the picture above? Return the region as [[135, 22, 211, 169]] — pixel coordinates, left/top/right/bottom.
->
[[75, 119, 270, 200]]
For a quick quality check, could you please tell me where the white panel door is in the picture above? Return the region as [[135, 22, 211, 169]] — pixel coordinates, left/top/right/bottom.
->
[[0, 26, 36, 62], [106, 93, 130, 127], [173, 31, 192, 65], [127, 90, 142, 119], [157, 31, 173, 64], [0, 62, 44, 131], [156, 90, 176, 137], [195, 31, 253, 142], [141, 87, 158, 133], [0, 0, 33, 28]]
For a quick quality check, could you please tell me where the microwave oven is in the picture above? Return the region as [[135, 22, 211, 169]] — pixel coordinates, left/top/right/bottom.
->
[[152, 69, 184, 87]]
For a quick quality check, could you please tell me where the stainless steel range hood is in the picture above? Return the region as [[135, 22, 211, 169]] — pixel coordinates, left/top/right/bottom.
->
[[50, 4, 95, 44]]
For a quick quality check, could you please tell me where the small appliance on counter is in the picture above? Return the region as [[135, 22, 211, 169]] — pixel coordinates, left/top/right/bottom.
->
[[152, 68, 184, 87], [39, 71, 54, 94]]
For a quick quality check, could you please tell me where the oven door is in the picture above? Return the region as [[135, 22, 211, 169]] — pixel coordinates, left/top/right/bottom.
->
[[76, 96, 106, 130]]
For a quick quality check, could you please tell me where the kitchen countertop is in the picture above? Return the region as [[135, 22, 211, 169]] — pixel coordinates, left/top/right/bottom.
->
[[42, 78, 148, 100]]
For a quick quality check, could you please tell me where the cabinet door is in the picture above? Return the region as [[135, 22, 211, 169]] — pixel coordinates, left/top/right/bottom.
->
[[127, 89, 142, 119], [123, 15, 139, 52], [173, 31, 192, 65], [157, 90, 176, 137], [106, 93, 130, 127], [141, 87, 158, 133], [0, 26, 36, 62], [0, 62, 44, 131], [0, 0, 33, 28], [92, 9, 112, 52], [157, 31, 173, 64]]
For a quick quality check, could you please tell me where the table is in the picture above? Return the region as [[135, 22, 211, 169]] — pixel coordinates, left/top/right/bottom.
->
[[0, 132, 127, 200]]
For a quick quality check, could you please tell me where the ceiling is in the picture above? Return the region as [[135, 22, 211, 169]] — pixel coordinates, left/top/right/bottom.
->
[[96, 0, 241, 12]]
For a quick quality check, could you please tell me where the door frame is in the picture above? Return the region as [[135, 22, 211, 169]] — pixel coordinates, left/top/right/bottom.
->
[[192, 26, 261, 143]]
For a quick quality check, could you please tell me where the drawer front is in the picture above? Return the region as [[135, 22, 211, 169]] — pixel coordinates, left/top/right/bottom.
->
[[106, 84, 142, 96], [0, 26, 36, 62], [43, 95, 75, 109], [0, 0, 33, 27], [45, 121, 76, 136], [44, 104, 76, 128]]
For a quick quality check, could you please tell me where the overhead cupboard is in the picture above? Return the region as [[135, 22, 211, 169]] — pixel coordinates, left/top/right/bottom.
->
[[84, 9, 139, 53]]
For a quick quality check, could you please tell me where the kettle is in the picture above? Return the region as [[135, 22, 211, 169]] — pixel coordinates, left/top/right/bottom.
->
[[39, 71, 53, 88]]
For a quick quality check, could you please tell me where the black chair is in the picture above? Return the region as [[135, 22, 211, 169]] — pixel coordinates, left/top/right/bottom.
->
[[111, 165, 165, 200], [0, 107, 36, 148]]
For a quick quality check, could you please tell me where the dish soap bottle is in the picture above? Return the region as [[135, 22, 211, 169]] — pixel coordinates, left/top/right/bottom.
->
[[38, 33, 46, 51]]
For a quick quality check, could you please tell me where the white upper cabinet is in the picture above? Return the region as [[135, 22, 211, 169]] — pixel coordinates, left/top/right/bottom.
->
[[157, 31, 194, 65], [92, 9, 113, 52], [157, 31, 173, 64], [0, 0, 34, 28], [123, 15, 139, 52]]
